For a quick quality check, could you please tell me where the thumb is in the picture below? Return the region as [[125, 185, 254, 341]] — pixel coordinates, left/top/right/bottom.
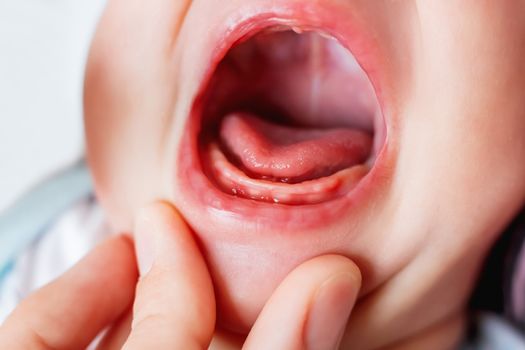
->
[[244, 255, 361, 350], [123, 202, 215, 350]]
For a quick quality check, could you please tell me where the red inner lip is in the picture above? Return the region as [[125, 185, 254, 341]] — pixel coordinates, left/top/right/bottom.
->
[[177, 7, 390, 230], [197, 27, 383, 205]]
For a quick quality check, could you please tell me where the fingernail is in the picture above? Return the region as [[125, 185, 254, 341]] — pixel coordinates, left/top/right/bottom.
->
[[305, 273, 357, 350], [134, 208, 155, 275]]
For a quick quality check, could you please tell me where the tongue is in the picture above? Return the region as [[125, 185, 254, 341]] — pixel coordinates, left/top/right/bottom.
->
[[219, 112, 372, 183]]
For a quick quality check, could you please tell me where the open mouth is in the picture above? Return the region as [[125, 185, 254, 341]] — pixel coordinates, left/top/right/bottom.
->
[[177, 7, 390, 230], [198, 28, 383, 206]]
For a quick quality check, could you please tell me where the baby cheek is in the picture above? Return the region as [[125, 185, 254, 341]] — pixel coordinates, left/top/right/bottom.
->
[[84, 34, 177, 232]]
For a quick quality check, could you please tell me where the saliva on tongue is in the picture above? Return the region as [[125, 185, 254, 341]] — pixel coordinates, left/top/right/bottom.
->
[[219, 112, 373, 184]]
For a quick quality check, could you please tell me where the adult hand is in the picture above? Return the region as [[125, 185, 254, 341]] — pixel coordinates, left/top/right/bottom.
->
[[0, 202, 361, 349]]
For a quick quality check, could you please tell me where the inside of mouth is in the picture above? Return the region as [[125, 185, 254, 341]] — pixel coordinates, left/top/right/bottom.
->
[[198, 27, 382, 204]]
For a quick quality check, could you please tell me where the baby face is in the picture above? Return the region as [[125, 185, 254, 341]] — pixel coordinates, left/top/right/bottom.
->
[[84, 0, 525, 347]]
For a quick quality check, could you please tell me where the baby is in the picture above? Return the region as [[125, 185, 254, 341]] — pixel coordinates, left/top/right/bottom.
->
[[1, 1, 525, 349]]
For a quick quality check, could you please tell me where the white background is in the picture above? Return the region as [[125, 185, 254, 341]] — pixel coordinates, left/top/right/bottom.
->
[[0, 0, 105, 212]]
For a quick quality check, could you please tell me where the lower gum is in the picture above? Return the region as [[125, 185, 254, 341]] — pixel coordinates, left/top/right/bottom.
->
[[207, 142, 368, 205]]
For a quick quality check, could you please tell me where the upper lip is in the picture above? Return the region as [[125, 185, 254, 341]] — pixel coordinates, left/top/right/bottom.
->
[[176, 0, 392, 232]]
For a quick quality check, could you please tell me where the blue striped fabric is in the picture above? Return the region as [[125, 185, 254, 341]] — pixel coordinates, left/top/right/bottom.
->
[[0, 161, 92, 282]]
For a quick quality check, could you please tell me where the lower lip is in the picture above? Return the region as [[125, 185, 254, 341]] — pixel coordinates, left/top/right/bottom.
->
[[177, 3, 391, 231]]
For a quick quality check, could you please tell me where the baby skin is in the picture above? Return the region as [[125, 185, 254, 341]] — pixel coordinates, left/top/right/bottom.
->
[[2, 1, 525, 349]]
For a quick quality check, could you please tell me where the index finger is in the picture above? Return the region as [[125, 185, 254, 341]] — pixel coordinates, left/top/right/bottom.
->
[[122, 202, 216, 350]]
